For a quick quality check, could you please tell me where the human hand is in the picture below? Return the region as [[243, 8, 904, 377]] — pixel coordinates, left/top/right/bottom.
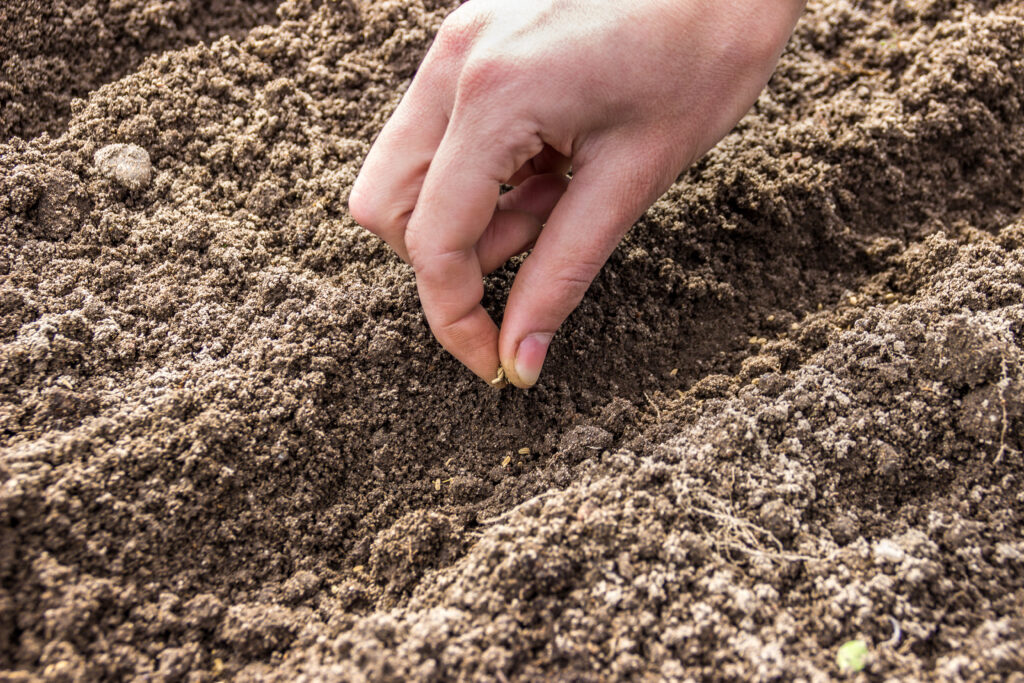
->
[[349, 0, 804, 388]]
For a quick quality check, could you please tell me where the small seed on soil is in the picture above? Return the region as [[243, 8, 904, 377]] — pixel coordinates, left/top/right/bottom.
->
[[434, 478, 441, 491], [501, 455, 511, 467], [518, 447, 530, 455], [94, 143, 152, 190], [836, 639, 868, 674], [670, 368, 678, 376]]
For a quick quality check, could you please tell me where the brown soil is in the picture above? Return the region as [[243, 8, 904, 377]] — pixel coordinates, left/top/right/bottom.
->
[[1, 0, 282, 141], [2, 0, 1023, 680]]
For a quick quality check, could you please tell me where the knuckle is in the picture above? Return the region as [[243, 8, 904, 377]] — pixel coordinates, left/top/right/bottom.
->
[[551, 261, 601, 302], [349, 179, 411, 239], [434, 8, 481, 59], [718, 16, 789, 77], [347, 179, 377, 229], [734, 35, 779, 75], [403, 225, 430, 267], [457, 52, 511, 101], [433, 305, 477, 339], [408, 241, 457, 281]]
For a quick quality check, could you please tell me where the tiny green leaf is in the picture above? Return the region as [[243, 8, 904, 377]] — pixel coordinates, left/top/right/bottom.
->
[[836, 639, 869, 674]]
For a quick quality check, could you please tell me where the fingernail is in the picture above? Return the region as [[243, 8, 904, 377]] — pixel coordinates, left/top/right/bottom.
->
[[514, 333, 553, 387]]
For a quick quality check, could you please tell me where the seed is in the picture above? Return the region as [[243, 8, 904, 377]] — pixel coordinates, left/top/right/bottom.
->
[[490, 366, 507, 387], [517, 447, 530, 455], [501, 455, 511, 467], [94, 143, 152, 190]]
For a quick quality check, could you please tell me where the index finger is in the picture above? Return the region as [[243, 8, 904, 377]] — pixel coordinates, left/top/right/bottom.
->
[[404, 117, 543, 383], [348, 49, 453, 262]]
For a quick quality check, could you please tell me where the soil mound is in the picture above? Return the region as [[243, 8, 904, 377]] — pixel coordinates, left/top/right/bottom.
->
[[1, 0, 282, 140], [1, 0, 1022, 679]]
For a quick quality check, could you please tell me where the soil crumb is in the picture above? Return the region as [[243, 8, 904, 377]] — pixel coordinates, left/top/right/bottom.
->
[[1, 0, 1023, 680]]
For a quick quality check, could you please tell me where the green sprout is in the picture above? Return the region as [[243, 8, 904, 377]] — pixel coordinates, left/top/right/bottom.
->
[[836, 639, 869, 674]]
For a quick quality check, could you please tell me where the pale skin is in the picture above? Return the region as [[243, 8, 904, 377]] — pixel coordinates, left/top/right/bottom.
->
[[349, 0, 806, 388]]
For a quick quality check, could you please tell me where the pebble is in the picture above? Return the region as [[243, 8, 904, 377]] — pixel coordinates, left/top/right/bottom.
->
[[94, 143, 152, 190], [873, 538, 906, 564]]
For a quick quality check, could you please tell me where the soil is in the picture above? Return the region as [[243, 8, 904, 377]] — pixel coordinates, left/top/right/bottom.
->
[[1, 0, 282, 141], [1, 0, 1023, 680]]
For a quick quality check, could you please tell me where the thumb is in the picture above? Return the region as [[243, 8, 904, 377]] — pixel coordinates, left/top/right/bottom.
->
[[498, 145, 668, 388]]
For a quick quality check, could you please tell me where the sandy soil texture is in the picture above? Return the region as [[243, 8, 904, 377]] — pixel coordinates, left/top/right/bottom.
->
[[1, 0, 282, 140], [1, 0, 1023, 680]]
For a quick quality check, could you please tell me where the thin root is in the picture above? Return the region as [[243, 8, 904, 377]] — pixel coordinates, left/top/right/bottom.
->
[[885, 616, 902, 648]]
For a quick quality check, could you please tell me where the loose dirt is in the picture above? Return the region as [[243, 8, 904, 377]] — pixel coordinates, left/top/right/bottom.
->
[[1, 0, 1023, 680], [1, 0, 282, 140]]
